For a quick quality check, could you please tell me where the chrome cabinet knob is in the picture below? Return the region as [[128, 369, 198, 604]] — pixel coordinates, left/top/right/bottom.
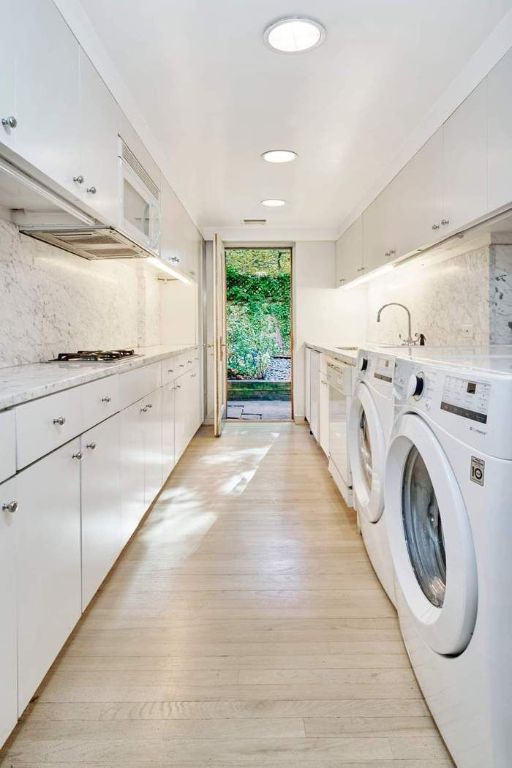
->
[[2, 500, 18, 514], [1, 116, 17, 129], [357, 266, 366, 273], [432, 223, 440, 230], [72, 451, 83, 460], [179, 364, 185, 368], [175, 384, 182, 389], [145, 403, 153, 409], [339, 278, 346, 284], [441, 219, 450, 226], [140, 406, 148, 413], [101, 396, 111, 403], [168, 369, 174, 373], [86, 442, 96, 450], [73, 175, 84, 184], [53, 416, 66, 426], [86, 186, 97, 194], [170, 256, 180, 263], [388, 249, 396, 256], [187, 360, 192, 364]]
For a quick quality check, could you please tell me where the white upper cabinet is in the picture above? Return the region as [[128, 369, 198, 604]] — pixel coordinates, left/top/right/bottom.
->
[[488, 47, 512, 213], [13, 0, 80, 195], [442, 81, 487, 235], [335, 216, 363, 285], [78, 50, 120, 224], [0, 0, 17, 152], [363, 186, 396, 272], [396, 128, 444, 256], [160, 179, 199, 279]]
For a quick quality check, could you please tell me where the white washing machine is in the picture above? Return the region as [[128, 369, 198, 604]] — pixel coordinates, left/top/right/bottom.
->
[[348, 349, 396, 604], [386, 353, 512, 767]]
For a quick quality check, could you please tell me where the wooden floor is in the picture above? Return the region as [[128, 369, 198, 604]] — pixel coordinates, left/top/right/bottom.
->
[[1, 423, 454, 767]]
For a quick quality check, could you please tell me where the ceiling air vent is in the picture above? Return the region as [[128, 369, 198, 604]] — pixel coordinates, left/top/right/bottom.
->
[[243, 218, 267, 224]]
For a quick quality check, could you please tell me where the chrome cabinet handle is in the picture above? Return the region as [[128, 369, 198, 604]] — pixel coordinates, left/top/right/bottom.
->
[[388, 249, 396, 256], [175, 384, 182, 389], [357, 266, 366, 272], [86, 442, 96, 450], [187, 360, 192, 364], [86, 186, 97, 194], [432, 223, 440, 230], [1, 116, 17, 129], [101, 396, 111, 403], [2, 500, 18, 514], [441, 219, 450, 226], [170, 256, 180, 263], [168, 369, 174, 373], [339, 278, 346, 284], [72, 451, 83, 461], [140, 406, 148, 413], [53, 416, 66, 425], [145, 403, 153, 409], [179, 364, 185, 368], [73, 175, 84, 184]]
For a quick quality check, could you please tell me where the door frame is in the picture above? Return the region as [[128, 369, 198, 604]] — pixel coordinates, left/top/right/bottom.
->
[[222, 242, 295, 422]]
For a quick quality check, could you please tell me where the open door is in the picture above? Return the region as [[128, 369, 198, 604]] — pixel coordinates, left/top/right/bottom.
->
[[213, 233, 227, 436]]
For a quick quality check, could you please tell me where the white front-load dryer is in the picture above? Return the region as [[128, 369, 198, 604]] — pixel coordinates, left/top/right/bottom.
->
[[348, 349, 396, 605], [386, 354, 512, 768]]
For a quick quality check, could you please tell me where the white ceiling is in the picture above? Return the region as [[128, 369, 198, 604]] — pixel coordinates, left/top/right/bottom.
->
[[77, 0, 512, 239]]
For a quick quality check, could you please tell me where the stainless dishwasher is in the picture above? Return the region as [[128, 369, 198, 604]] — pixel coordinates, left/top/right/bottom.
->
[[326, 358, 353, 506]]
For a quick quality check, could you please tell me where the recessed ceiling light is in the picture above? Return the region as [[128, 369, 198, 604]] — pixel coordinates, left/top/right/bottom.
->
[[262, 149, 298, 164], [264, 17, 326, 54], [261, 199, 286, 207]]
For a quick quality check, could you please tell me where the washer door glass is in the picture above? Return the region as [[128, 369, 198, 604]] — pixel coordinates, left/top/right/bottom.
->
[[402, 446, 446, 608], [358, 409, 373, 492]]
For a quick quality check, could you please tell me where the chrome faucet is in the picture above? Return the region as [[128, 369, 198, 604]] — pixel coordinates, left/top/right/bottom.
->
[[376, 303, 425, 346]]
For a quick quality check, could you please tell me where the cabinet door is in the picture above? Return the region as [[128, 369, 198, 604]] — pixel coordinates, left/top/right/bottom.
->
[[0, 0, 17, 152], [0, 477, 17, 746], [81, 415, 122, 609], [162, 383, 176, 483], [310, 350, 320, 441], [305, 348, 311, 422], [14, 0, 80, 195], [174, 375, 188, 461], [442, 82, 487, 234], [17, 440, 81, 713], [79, 49, 120, 225], [120, 401, 146, 542], [143, 388, 163, 507], [397, 128, 444, 253], [488, 47, 512, 213], [336, 217, 363, 285], [363, 190, 391, 272], [319, 376, 329, 456]]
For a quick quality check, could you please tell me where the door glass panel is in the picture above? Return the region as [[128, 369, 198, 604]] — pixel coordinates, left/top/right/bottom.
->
[[402, 446, 446, 607], [358, 408, 372, 490], [124, 179, 150, 236]]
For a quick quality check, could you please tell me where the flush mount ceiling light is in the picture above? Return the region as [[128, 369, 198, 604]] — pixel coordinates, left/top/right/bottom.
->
[[261, 149, 298, 163], [261, 199, 286, 207], [264, 16, 326, 53]]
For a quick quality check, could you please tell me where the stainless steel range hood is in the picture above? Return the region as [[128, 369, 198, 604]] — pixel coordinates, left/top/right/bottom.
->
[[0, 156, 151, 260]]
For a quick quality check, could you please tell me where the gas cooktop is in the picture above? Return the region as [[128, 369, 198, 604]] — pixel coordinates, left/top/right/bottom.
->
[[49, 349, 137, 363]]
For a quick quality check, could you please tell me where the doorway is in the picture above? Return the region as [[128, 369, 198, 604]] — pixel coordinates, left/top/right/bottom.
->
[[224, 247, 293, 422]]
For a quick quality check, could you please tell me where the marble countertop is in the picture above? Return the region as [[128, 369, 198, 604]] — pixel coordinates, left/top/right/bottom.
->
[[305, 342, 359, 365], [0, 344, 198, 410]]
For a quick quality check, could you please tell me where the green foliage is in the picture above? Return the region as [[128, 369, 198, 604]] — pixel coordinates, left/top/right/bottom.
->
[[227, 304, 280, 379], [226, 248, 291, 380]]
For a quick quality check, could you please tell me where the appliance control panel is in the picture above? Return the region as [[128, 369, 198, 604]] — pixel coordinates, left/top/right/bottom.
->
[[440, 375, 491, 424], [373, 356, 394, 384]]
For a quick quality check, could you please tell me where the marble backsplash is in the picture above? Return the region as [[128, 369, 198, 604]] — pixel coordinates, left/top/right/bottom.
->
[[364, 239, 512, 347], [0, 218, 163, 368]]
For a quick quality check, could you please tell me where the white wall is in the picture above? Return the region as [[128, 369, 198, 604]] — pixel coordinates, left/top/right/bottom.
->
[[293, 241, 366, 421]]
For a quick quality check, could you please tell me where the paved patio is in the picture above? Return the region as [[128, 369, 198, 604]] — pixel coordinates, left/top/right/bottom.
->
[[227, 400, 292, 421]]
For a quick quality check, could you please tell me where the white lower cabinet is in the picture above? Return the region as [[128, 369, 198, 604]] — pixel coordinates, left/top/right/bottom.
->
[[162, 383, 176, 481], [120, 401, 146, 542], [81, 415, 122, 609], [142, 388, 163, 507], [0, 477, 17, 746], [16, 440, 82, 713]]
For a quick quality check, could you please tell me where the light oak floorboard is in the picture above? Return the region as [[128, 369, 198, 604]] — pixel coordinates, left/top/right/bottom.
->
[[1, 424, 453, 766]]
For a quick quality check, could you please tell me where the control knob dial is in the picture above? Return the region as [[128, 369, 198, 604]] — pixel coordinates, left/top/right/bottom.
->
[[407, 373, 424, 400]]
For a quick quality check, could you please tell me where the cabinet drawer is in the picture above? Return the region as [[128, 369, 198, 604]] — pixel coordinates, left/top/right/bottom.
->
[[119, 363, 162, 409], [81, 375, 120, 429], [16, 387, 83, 469], [161, 356, 181, 385], [0, 410, 16, 483]]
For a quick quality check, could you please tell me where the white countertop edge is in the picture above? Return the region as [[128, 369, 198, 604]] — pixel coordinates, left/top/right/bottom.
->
[[0, 344, 199, 410], [305, 342, 359, 366]]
